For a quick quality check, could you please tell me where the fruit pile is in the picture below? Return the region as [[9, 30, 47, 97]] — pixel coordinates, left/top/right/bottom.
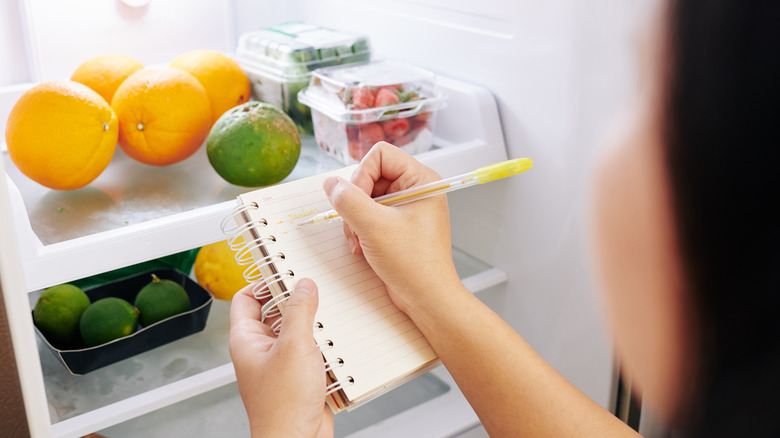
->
[[33, 274, 191, 348], [344, 84, 433, 161], [5, 51, 251, 190]]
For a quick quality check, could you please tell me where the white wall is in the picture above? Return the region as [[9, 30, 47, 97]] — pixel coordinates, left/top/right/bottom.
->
[[0, 0, 234, 84], [0, 0, 31, 86]]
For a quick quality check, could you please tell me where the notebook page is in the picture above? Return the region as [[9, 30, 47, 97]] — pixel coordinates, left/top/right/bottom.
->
[[237, 167, 438, 404]]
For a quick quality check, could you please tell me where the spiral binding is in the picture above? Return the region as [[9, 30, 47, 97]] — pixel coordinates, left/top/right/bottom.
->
[[235, 236, 279, 265], [223, 200, 295, 328], [270, 318, 283, 335], [325, 376, 355, 396], [317, 339, 334, 351], [324, 358, 344, 373], [268, 312, 320, 336], [242, 252, 285, 282], [250, 270, 295, 301], [220, 202, 259, 235], [261, 292, 293, 322], [227, 219, 268, 251], [223, 200, 355, 402]]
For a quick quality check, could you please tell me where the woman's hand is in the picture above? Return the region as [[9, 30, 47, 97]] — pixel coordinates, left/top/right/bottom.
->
[[323, 142, 463, 314], [229, 278, 333, 438]]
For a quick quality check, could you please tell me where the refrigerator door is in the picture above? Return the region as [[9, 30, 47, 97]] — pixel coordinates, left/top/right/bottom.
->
[[267, 0, 646, 411], [1, 0, 649, 436]]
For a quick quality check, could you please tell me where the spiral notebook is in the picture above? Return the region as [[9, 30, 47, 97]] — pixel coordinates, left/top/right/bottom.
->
[[223, 166, 440, 413]]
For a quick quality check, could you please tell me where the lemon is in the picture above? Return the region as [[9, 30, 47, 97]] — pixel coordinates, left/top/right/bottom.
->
[[33, 284, 91, 347], [193, 240, 250, 301]]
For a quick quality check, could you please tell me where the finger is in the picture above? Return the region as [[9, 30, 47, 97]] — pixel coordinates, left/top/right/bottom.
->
[[323, 176, 389, 231], [230, 283, 263, 326], [229, 285, 277, 346], [277, 278, 320, 342], [352, 142, 439, 196], [342, 221, 362, 255]]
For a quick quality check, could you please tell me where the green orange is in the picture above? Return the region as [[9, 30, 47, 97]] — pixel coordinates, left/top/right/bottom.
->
[[79, 297, 139, 347], [33, 284, 91, 346], [134, 274, 191, 326], [206, 101, 300, 187]]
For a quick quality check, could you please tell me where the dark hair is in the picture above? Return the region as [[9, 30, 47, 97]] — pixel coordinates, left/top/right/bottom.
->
[[664, 0, 780, 435]]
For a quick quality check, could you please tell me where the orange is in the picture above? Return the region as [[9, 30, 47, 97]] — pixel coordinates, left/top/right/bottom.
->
[[5, 80, 118, 190], [111, 66, 211, 166], [170, 50, 251, 123], [206, 101, 300, 187], [71, 54, 144, 104], [193, 240, 251, 301]]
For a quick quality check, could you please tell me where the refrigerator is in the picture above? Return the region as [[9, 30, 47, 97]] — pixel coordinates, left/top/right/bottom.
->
[[0, 0, 651, 436]]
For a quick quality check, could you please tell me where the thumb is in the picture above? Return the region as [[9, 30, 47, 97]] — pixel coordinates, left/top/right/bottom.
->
[[277, 278, 319, 342], [323, 176, 383, 233]]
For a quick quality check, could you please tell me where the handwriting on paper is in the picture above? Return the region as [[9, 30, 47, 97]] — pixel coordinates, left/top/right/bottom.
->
[[288, 208, 319, 224]]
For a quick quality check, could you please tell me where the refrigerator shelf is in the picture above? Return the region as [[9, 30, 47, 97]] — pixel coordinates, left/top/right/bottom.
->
[[31, 247, 504, 438], [1, 76, 507, 292]]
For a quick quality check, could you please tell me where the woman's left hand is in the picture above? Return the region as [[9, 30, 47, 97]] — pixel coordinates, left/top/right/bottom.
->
[[229, 278, 333, 438]]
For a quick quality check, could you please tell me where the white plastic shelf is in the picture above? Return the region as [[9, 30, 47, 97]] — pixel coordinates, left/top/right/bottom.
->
[[1, 76, 507, 292], [31, 249, 503, 438]]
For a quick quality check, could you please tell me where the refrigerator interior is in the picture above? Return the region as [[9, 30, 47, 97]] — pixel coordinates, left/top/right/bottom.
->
[[0, 0, 651, 436]]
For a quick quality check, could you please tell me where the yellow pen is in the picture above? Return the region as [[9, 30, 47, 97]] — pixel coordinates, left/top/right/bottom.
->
[[298, 157, 533, 227]]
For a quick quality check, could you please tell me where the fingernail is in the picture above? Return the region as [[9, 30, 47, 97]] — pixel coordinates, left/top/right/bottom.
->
[[347, 236, 357, 254], [295, 278, 315, 294], [323, 176, 339, 197]]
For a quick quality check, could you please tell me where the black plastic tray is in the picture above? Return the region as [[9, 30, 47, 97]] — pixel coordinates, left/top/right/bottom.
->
[[33, 268, 213, 375]]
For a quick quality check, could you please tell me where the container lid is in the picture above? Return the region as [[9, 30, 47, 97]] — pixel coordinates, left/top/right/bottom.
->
[[297, 60, 446, 124], [235, 22, 371, 81]]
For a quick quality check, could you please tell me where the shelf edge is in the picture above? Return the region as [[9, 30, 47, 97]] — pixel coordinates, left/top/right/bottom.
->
[[50, 362, 237, 438], [461, 267, 508, 294]]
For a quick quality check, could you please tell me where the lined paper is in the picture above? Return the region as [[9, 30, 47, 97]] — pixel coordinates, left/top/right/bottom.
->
[[238, 167, 439, 407]]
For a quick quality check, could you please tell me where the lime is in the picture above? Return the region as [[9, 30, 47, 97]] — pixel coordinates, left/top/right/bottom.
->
[[80, 297, 139, 347], [33, 284, 91, 347], [134, 274, 191, 326], [206, 101, 301, 187]]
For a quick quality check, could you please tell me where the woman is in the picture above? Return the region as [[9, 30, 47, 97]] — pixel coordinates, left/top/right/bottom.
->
[[228, 0, 780, 436]]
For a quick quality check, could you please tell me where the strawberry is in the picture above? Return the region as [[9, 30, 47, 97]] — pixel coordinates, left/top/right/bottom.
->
[[349, 123, 385, 160], [413, 111, 431, 123], [350, 87, 376, 109], [348, 140, 367, 161], [346, 125, 360, 141], [394, 125, 424, 147], [374, 88, 400, 107], [378, 84, 402, 92], [358, 123, 385, 149], [381, 117, 410, 140]]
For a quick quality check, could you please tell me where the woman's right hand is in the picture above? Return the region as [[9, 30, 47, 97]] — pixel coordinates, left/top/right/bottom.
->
[[323, 142, 463, 314]]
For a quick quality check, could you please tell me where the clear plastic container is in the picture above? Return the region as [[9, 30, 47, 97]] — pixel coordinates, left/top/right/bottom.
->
[[234, 22, 371, 136], [297, 60, 446, 164]]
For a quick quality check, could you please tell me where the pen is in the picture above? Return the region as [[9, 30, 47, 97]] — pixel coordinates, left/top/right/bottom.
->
[[298, 157, 533, 227]]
